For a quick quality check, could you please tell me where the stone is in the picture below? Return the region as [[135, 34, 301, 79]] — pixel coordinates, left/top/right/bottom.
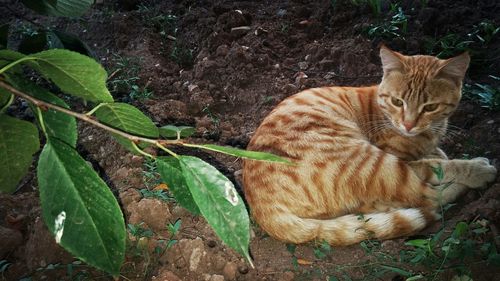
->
[[152, 268, 182, 281], [278, 271, 295, 281], [127, 198, 172, 232], [222, 262, 238, 281], [237, 264, 249, 274], [114, 167, 130, 180], [119, 188, 141, 210], [173, 237, 208, 273]]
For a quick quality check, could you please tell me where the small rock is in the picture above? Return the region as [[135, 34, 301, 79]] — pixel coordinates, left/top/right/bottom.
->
[[208, 274, 225, 281], [188, 84, 200, 92], [487, 120, 494, 124], [119, 188, 141, 209], [283, 83, 298, 93], [216, 45, 229, 57], [298, 61, 308, 70], [153, 268, 182, 281], [223, 262, 238, 281], [127, 198, 172, 232], [294, 72, 308, 85], [114, 167, 130, 180], [278, 271, 295, 281], [237, 264, 249, 274], [207, 240, 217, 248], [175, 237, 208, 273]]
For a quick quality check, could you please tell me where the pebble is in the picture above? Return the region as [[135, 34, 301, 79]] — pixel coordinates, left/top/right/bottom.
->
[[223, 262, 238, 280], [207, 240, 217, 248], [237, 264, 249, 274], [298, 61, 308, 70]]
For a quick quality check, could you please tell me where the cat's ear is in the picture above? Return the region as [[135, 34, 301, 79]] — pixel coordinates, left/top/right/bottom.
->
[[436, 52, 470, 86], [380, 45, 405, 74]]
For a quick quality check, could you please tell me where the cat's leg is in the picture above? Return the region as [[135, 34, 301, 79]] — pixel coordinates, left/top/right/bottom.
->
[[407, 158, 497, 204], [423, 147, 448, 160]]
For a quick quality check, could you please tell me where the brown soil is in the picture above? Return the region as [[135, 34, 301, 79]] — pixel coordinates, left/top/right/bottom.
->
[[1, 0, 500, 280]]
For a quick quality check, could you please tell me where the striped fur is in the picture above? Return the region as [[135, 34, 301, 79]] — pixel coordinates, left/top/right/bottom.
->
[[242, 46, 497, 245]]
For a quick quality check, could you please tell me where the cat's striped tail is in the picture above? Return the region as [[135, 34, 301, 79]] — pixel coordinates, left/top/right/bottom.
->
[[260, 208, 439, 245]]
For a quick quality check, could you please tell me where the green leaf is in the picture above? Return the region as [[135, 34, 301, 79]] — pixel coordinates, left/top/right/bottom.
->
[[0, 88, 12, 113], [37, 137, 125, 275], [179, 156, 252, 266], [156, 157, 200, 215], [0, 114, 40, 193], [189, 143, 293, 164], [29, 49, 113, 103], [94, 103, 158, 138], [159, 125, 195, 139], [19, 32, 48, 54], [0, 50, 26, 72], [379, 265, 412, 277], [6, 74, 77, 147], [49, 31, 94, 57], [0, 24, 8, 49], [452, 222, 469, 238], [21, 0, 93, 18], [405, 239, 429, 249], [406, 275, 425, 281]]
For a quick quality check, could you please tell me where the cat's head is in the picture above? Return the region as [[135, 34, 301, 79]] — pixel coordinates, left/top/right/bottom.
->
[[377, 45, 470, 137]]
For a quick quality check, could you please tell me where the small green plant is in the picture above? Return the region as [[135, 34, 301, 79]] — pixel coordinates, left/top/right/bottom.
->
[[365, 5, 408, 40], [129, 84, 153, 101], [313, 240, 332, 260], [462, 78, 500, 110], [128, 223, 154, 239], [107, 53, 154, 102], [170, 42, 194, 68], [402, 220, 500, 279], [468, 21, 500, 45], [139, 188, 173, 202], [0, 259, 11, 277], [142, 157, 160, 188], [425, 20, 498, 59], [425, 33, 474, 59]]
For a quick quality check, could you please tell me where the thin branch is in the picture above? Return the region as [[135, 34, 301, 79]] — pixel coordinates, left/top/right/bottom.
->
[[0, 80, 180, 147]]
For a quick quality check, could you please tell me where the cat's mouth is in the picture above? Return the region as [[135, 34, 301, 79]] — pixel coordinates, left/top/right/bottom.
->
[[390, 120, 424, 137], [397, 127, 420, 137]]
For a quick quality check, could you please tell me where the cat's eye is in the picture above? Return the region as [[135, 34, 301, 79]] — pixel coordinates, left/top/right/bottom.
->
[[391, 97, 403, 107], [423, 103, 439, 112]]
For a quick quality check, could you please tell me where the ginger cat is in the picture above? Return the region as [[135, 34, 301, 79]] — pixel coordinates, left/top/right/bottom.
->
[[242, 46, 497, 245]]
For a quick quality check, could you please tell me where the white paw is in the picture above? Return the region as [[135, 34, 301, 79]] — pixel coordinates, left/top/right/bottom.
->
[[465, 158, 497, 188]]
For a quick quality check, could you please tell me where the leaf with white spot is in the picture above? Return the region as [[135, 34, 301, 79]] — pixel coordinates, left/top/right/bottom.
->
[[179, 156, 252, 266], [157, 156, 200, 215], [37, 137, 125, 276]]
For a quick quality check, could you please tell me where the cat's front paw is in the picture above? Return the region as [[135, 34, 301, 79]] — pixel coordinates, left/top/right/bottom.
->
[[464, 157, 497, 188]]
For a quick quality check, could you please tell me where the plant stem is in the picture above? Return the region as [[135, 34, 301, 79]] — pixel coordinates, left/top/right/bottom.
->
[[0, 57, 37, 74], [35, 106, 48, 136], [85, 103, 107, 116], [0, 80, 180, 148], [0, 92, 14, 113]]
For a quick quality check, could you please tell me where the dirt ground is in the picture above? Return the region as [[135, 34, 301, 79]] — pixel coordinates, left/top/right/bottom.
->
[[1, 0, 500, 280]]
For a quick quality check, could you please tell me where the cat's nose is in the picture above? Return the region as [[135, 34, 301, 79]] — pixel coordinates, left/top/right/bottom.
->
[[403, 121, 415, 131]]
